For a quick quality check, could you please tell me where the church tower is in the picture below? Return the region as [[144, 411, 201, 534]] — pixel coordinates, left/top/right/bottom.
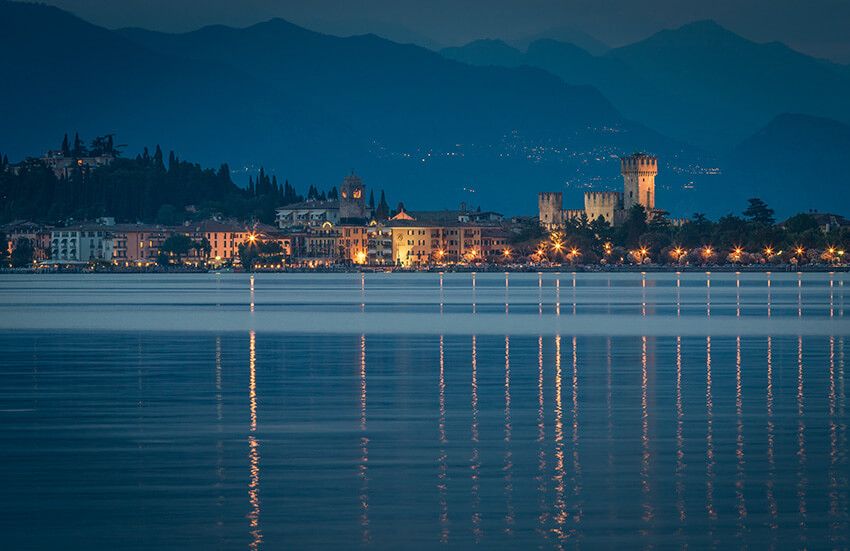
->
[[339, 172, 366, 220], [621, 153, 657, 211]]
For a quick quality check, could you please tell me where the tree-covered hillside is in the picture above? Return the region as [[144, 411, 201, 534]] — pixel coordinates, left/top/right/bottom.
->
[[0, 139, 307, 224]]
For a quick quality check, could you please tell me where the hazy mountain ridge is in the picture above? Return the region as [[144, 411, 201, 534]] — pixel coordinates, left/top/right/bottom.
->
[[442, 20, 850, 152], [113, 13, 704, 214], [0, 1, 368, 186], [725, 113, 850, 217], [4, 1, 837, 217]]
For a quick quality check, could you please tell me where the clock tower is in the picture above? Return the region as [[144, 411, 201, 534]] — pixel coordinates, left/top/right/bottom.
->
[[339, 172, 367, 220]]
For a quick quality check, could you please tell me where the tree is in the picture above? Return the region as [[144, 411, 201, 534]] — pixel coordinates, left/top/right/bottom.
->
[[155, 204, 179, 225], [61, 133, 70, 156], [11, 237, 34, 267], [237, 240, 260, 271], [160, 234, 193, 263], [743, 198, 775, 225], [623, 204, 648, 248], [368, 189, 375, 210], [784, 213, 819, 234], [375, 190, 390, 220], [193, 237, 212, 259]]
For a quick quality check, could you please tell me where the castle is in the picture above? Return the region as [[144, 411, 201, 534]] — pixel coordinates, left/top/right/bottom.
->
[[539, 152, 660, 228]]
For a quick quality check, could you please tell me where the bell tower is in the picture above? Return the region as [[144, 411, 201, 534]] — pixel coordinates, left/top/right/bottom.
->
[[621, 153, 657, 211], [339, 172, 366, 220]]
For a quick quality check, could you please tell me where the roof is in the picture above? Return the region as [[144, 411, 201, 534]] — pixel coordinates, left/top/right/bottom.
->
[[408, 210, 468, 222], [185, 220, 250, 233], [276, 200, 340, 212]]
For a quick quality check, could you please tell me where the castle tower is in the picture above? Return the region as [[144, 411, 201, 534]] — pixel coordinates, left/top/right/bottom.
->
[[621, 153, 657, 211], [538, 192, 563, 229], [339, 172, 366, 220]]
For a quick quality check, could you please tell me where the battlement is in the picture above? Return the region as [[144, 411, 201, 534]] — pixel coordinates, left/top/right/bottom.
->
[[538, 192, 563, 205], [620, 153, 658, 173], [584, 191, 623, 205]]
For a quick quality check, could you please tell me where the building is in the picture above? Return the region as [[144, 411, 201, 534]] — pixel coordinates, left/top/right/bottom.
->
[[481, 228, 512, 260], [3, 220, 52, 260], [276, 173, 371, 228], [111, 224, 172, 263], [50, 225, 114, 261], [539, 152, 660, 229], [389, 221, 482, 266]]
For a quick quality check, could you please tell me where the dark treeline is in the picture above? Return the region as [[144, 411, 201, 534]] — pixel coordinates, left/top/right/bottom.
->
[[0, 137, 338, 225]]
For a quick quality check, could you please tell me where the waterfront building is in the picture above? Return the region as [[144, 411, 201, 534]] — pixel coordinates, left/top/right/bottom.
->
[[2, 220, 52, 260], [389, 221, 482, 266], [481, 228, 512, 260], [50, 225, 114, 261]]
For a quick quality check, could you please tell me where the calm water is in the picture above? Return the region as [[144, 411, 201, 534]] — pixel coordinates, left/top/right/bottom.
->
[[0, 272, 848, 549]]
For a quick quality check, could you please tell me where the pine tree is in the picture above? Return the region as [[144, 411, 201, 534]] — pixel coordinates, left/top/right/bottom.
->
[[61, 133, 70, 155], [368, 190, 375, 209]]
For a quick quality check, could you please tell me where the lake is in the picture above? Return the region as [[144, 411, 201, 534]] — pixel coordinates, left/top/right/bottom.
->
[[0, 272, 847, 549]]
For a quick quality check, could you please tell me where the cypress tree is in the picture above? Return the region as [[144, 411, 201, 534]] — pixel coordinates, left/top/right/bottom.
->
[[154, 145, 165, 171], [368, 190, 375, 209], [61, 133, 70, 155]]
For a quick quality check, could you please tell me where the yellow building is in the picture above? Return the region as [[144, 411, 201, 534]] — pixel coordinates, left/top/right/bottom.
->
[[390, 222, 482, 266]]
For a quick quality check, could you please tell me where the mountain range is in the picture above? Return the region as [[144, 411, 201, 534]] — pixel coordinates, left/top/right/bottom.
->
[[1, 0, 848, 218], [441, 20, 850, 153]]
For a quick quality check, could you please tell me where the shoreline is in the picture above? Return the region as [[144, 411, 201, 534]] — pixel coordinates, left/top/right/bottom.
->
[[3, 264, 850, 275]]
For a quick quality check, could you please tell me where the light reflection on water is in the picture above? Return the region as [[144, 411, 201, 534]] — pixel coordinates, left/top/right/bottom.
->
[[0, 273, 848, 549]]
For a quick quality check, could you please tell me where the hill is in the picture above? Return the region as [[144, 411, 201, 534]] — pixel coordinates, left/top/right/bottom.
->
[[725, 113, 850, 218], [0, 1, 363, 188], [114, 17, 703, 214], [0, 1, 704, 216]]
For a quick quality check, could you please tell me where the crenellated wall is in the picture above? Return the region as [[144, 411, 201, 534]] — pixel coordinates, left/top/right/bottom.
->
[[584, 191, 623, 225]]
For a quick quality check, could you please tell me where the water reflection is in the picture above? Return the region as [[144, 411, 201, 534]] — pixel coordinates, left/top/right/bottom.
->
[[248, 330, 261, 549], [536, 335, 548, 536], [471, 335, 481, 542], [438, 335, 449, 543], [553, 334, 565, 538], [734, 335, 747, 536], [359, 334, 370, 544], [504, 335, 514, 533], [4, 301, 850, 549], [640, 335, 652, 529], [797, 336, 807, 533]]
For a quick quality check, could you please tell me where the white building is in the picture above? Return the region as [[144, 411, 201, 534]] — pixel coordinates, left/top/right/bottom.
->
[[51, 226, 114, 261]]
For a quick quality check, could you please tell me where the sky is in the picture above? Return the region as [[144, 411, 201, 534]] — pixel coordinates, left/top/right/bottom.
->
[[37, 0, 850, 63]]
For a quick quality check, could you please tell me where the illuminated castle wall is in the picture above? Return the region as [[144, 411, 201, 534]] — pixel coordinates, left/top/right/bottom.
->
[[539, 153, 659, 229]]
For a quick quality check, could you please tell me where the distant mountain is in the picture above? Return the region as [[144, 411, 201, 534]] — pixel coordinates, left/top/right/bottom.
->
[[0, 1, 705, 216], [0, 1, 364, 187], [440, 20, 850, 152], [606, 20, 850, 149], [725, 113, 850, 218], [298, 18, 444, 51], [440, 39, 525, 67], [116, 17, 704, 214], [508, 26, 610, 56]]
